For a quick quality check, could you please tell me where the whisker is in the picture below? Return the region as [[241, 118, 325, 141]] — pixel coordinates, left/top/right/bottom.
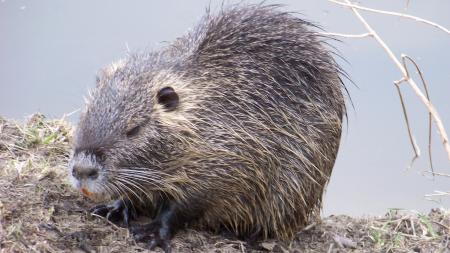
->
[[116, 176, 154, 202], [109, 181, 137, 213], [100, 182, 114, 201], [114, 179, 144, 204], [116, 172, 163, 189], [117, 168, 169, 178]]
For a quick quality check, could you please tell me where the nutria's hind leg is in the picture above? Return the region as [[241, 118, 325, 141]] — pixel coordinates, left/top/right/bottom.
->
[[129, 201, 200, 253], [90, 199, 136, 227], [130, 219, 173, 253]]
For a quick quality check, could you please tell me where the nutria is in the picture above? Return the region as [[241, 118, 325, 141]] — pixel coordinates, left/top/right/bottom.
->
[[68, 4, 347, 252]]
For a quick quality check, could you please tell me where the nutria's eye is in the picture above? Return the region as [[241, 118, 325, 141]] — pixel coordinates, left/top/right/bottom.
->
[[93, 149, 106, 161], [157, 86, 179, 111], [126, 125, 141, 138]]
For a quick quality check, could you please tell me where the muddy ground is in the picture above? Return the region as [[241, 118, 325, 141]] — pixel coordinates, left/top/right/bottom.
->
[[0, 114, 449, 253]]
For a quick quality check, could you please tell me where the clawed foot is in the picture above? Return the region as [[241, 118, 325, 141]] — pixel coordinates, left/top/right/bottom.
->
[[130, 221, 172, 253], [89, 199, 135, 227]]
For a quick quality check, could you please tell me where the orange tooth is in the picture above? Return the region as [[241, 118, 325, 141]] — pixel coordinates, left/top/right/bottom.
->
[[81, 188, 92, 197]]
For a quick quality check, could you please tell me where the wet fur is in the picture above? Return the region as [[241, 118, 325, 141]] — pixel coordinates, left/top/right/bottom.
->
[[70, 4, 346, 241]]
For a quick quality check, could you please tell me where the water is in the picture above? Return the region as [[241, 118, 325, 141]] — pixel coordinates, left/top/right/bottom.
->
[[1, 0, 449, 216]]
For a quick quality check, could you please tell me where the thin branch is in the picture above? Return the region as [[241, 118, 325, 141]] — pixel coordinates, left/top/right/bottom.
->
[[335, 0, 450, 161], [90, 213, 124, 231], [425, 191, 450, 198], [317, 32, 373, 38], [59, 108, 80, 122], [401, 55, 434, 174], [329, 0, 450, 35], [394, 77, 420, 168], [423, 171, 450, 178]]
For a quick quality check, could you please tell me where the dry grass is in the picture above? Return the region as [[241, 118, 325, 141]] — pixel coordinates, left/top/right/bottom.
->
[[0, 114, 449, 252]]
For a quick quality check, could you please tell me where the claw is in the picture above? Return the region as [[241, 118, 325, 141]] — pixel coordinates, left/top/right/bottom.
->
[[128, 200, 190, 253], [122, 207, 130, 227], [148, 239, 159, 250], [148, 238, 172, 253], [89, 199, 134, 227], [153, 238, 171, 253], [130, 221, 172, 253], [89, 204, 109, 217]]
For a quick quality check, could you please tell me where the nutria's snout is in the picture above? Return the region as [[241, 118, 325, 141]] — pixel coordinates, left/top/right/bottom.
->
[[68, 151, 107, 199], [71, 164, 99, 180]]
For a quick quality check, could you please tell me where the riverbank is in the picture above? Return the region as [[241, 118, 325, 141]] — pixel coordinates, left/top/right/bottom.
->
[[1, 114, 448, 252]]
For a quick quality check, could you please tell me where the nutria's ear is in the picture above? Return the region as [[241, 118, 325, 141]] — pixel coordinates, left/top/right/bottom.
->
[[157, 86, 179, 111]]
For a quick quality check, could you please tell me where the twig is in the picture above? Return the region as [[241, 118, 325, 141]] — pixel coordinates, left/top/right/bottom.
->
[[327, 243, 334, 253], [431, 220, 450, 231], [410, 218, 416, 237], [370, 226, 430, 239], [335, 0, 450, 161], [423, 171, 450, 178], [401, 56, 434, 173], [239, 242, 245, 253], [394, 77, 420, 168], [329, 0, 450, 35], [318, 32, 373, 38], [425, 191, 450, 197], [302, 222, 317, 231], [60, 108, 80, 122], [90, 213, 123, 231]]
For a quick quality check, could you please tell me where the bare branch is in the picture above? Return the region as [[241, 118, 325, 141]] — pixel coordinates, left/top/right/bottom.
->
[[425, 191, 450, 199], [329, 0, 450, 35], [423, 171, 450, 178], [317, 32, 373, 38], [394, 78, 420, 168], [333, 0, 450, 162], [401, 55, 434, 173]]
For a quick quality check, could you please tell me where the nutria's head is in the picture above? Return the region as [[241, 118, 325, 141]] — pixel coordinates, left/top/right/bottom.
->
[[68, 56, 192, 202]]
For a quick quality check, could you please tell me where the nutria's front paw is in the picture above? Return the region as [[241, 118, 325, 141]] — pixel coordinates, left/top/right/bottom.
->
[[130, 221, 172, 253], [90, 199, 135, 227]]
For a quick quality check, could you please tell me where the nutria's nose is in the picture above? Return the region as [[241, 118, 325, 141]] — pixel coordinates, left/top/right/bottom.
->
[[72, 165, 99, 180]]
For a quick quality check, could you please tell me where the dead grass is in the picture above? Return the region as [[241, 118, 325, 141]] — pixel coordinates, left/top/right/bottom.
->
[[0, 114, 449, 252]]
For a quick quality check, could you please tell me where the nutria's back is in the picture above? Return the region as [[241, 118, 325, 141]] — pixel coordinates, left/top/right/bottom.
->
[[69, 4, 346, 246]]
